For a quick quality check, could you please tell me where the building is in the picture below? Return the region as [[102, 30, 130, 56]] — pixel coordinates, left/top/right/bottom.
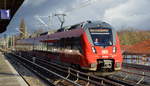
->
[[19, 18, 29, 39]]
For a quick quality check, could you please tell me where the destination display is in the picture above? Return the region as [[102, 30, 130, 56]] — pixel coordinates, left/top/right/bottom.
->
[[89, 28, 110, 33]]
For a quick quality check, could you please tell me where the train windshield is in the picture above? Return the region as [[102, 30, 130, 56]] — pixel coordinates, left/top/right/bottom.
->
[[89, 28, 113, 46]]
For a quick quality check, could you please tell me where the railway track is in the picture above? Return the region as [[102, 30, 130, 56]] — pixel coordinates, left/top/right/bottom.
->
[[5, 53, 55, 86], [41, 57, 150, 86], [6, 51, 138, 86], [22, 52, 150, 86], [106, 64, 150, 86]]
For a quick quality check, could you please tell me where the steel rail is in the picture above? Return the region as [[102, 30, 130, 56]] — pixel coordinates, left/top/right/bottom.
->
[[37, 60, 105, 86], [13, 51, 138, 86], [123, 63, 150, 72], [6, 54, 54, 86], [121, 69, 150, 77], [11, 53, 81, 86], [16, 51, 150, 86], [32, 57, 125, 86], [23, 54, 125, 86], [5, 54, 31, 86], [29, 58, 105, 86]]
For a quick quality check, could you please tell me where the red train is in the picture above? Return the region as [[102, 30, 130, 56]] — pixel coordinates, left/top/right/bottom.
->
[[15, 20, 123, 74]]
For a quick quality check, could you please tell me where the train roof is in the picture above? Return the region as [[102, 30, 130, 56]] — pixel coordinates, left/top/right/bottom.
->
[[41, 28, 84, 42], [42, 21, 116, 42], [17, 20, 116, 44], [83, 21, 112, 29], [57, 21, 113, 32], [16, 28, 84, 44]]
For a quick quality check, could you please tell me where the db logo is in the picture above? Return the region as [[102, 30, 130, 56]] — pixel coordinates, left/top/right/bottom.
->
[[102, 50, 108, 54]]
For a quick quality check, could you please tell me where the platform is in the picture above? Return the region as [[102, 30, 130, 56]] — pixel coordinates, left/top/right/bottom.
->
[[0, 52, 28, 86]]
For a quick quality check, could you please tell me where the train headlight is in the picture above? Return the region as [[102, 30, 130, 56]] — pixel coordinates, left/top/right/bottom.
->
[[113, 47, 117, 53], [92, 47, 96, 53]]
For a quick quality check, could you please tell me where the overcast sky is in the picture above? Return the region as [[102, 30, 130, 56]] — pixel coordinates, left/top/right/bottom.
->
[[1, 0, 150, 36]]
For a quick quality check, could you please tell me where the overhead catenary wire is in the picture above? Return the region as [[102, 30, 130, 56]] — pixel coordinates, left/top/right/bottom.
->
[[65, 0, 98, 13], [35, 0, 98, 29]]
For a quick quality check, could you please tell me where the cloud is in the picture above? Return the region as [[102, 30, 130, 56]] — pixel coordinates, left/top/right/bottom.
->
[[24, 0, 48, 6], [61, 0, 127, 26], [103, 0, 150, 29], [1, 0, 150, 37]]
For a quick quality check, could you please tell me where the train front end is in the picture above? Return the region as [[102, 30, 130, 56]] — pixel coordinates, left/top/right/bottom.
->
[[81, 21, 123, 72]]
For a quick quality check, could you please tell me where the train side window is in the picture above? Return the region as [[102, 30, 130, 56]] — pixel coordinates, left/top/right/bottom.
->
[[71, 37, 83, 54]]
